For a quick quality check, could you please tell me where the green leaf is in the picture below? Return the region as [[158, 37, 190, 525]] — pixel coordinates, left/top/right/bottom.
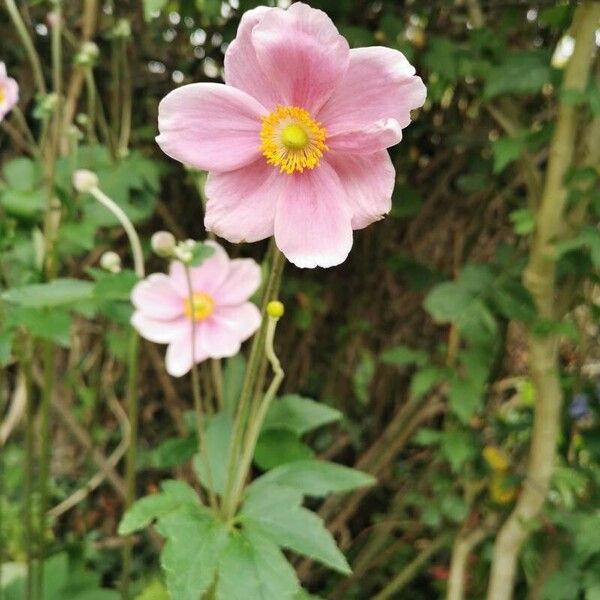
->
[[118, 480, 199, 534], [143, 0, 168, 21], [216, 528, 299, 600], [145, 436, 197, 469], [491, 278, 536, 322], [3, 157, 41, 191], [2, 278, 94, 308], [190, 242, 216, 267], [223, 354, 246, 413], [380, 345, 429, 367], [158, 508, 229, 600], [509, 208, 536, 235], [192, 411, 233, 496], [353, 350, 375, 404], [441, 430, 477, 473], [251, 460, 375, 497], [492, 135, 525, 173], [484, 51, 551, 99], [254, 430, 314, 470], [448, 374, 484, 423], [410, 366, 449, 399], [440, 494, 469, 523], [242, 484, 350, 575], [10, 307, 72, 347], [262, 395, 342, 436], [134, 580, 169, 600]]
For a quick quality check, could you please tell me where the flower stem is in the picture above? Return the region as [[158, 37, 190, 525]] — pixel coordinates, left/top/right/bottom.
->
[[227, 311, 285, 518], [121, 331, 140, 600], [89, 186, 144, 278], [221, 244, 285, 519], [3, 0, 47, 95], [184, 267, 218, 512]]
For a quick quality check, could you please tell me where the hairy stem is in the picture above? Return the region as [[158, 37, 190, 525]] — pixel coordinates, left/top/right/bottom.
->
[[486, 4, 600, 599]]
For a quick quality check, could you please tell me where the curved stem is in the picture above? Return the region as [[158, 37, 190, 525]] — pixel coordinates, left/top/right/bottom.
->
[[486, 4, 600, 599], [4, 0, 46, 95], [226, 313, 285, 519], [221, 245, 285, 519], [89, 186, 145, 278]]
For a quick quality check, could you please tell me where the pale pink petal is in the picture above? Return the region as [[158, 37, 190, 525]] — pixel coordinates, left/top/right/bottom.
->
[[168, 241, 230, 296], [327, 119, 402, 153], [0, 76, 19, 120], [131, 274, 184, 319], [326, 151, 395, 229], [213, 259, 262, 306], [274, 162, 353, 268], [224, 7, 280, 110], [252, 2, 349, 114], [204, 159, 283, 243], [0, 63, 6, 79], [131, 312, 189, 344], [165, 330, 209, 378], [200, 303, 261, 357], [156, 83, 266, 172], [318, 46, 426, 137]]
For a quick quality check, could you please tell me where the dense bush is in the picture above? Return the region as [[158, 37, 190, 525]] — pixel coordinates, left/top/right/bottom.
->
[[1, 1, 600, 599]]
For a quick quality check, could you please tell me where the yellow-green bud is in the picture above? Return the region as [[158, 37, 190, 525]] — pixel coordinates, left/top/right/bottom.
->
[[267, 300, 285, 319]]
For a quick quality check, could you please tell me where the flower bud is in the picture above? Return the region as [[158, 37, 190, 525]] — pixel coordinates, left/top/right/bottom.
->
[[173, 244, 193, 264], [112, 18, 132, 39], [100, 251, 121, 274], [151, 231, 176, 258], [267, 300, 285, 319], [75, 41, 100, 67], [73, 169, 99, 193]]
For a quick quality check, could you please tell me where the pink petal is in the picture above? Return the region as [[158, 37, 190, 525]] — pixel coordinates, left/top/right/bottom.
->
[[213, 258, 262, 306], [252, 2, 349, 114], [326, 151, 395, 229], [327, 119, 402, 153], [201, 303, 261, 357], [131, 274, 184, 319], [165, 330, 209, 378], [274, 162, 353, 268], [318, 46, 426, 138], [131, 312, 189, 344], [224, 7, 280, 110], [168, 241, 230, 296], [204, 159, 283, 243], [156, 83, 267, 172], [0, 77, 19, 120]]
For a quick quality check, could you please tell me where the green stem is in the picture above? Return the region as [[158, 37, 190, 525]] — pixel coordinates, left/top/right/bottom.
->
[[183, 267, 218, 512], [4, 0, 46, 95], [221, 245, 285, 519], [117, 38, 132, 156], [226, 312, 284, 519], [21, 348, 36, 600], [121, 331, 140, 600]]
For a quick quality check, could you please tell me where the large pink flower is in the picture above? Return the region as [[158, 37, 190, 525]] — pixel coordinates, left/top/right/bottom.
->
[[156, 2, 426, 268], [131, 241, 261, 377], [0, 62, 19, 122]]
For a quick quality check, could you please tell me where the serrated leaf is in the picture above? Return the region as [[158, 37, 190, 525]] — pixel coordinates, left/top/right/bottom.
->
[[216, 527, 299, 600], [262, 395, 341, 436], [250, 460, 375, 497], [242, 484, 351, 575], [254, 430, 314, 470], [158, 508, 229, 600], [118, 480, 199, 534]]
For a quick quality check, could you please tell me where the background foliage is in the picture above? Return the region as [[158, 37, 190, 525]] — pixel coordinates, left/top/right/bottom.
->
[[1, 0, 600, 599]]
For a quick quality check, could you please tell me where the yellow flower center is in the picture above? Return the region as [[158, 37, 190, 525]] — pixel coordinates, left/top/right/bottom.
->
[[183, 292, 215, 321], [0, 86, 5, 104], [260, 105, 328, 174]]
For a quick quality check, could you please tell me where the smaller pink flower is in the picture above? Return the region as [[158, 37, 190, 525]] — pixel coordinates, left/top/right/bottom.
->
[[131, 241, 261, 377], [0, 63, 19, 122]]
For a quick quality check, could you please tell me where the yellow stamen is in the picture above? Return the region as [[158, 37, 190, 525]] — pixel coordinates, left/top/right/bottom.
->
[[260, 105, 328, 175], [0, 86, 5, 104], [183, 292, 215, 321]]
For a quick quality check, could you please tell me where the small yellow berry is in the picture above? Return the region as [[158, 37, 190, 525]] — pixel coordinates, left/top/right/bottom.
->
[[483, 446, 510, 472], [267, 300, 285, 319]]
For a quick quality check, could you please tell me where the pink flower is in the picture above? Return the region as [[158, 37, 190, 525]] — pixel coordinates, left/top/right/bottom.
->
[[0, 62, 19, 122], [156, 2, 426, 269], [131, 241, 261, 377]]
